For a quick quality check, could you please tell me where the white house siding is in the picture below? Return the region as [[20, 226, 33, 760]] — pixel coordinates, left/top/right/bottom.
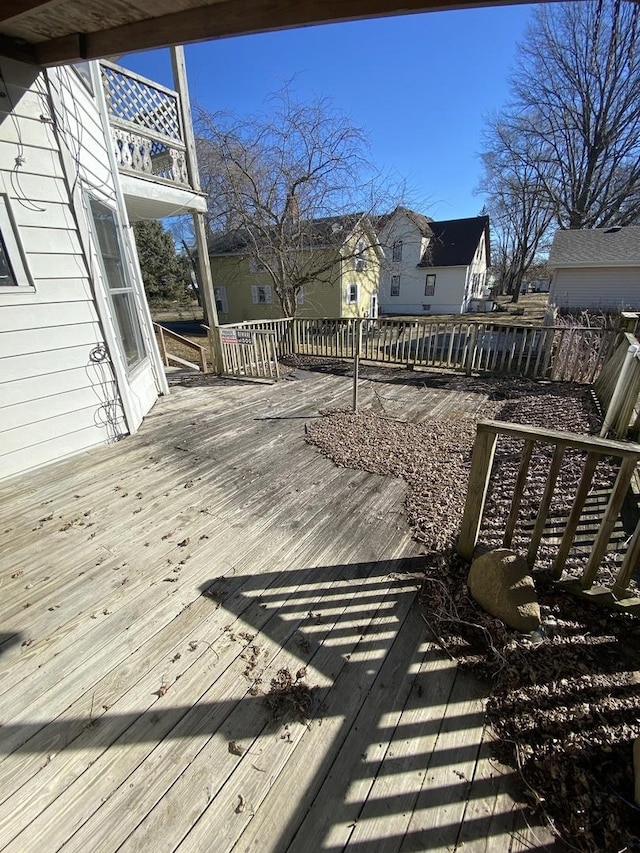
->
[[463, 237, 487, 310], [550, 267, 640, 311], [0, 59, 160, 480], [379, 212, 469, 315]]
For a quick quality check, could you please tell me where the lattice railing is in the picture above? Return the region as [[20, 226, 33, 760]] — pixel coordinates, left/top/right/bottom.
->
[[100, 61, 190, 187]]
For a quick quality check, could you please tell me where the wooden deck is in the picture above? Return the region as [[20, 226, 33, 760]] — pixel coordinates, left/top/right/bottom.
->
[[0, 366, 554, 852]]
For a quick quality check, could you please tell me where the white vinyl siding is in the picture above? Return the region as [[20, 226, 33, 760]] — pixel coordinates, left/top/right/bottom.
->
[[550, 267, 640, 311], [0, 59, 160, 480]]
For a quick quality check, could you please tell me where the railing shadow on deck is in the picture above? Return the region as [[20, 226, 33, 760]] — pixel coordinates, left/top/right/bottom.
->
[[0, 556, 532, 851]]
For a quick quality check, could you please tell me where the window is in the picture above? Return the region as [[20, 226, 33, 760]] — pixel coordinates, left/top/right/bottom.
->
[[353, 239, 367, 271], [214, 286, 228, 315], [0, 194, 33, 290], [425, 274, 436, 297], [422, 304, 431, 311], [390, 275, 400, 297], [89, 197, 146, 370], [296, 287, 304, 306], [252, 284, 272, 304], [347, 283, 358, 304], [392, 240, 403, 262]]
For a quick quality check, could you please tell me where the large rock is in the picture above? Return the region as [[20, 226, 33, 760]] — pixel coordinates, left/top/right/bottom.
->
[[468, 548, 541, 633], [634, 737, 640, 806]]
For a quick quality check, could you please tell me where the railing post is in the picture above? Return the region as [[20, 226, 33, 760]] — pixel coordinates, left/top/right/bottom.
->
[[291, 318, 298, 355], [465, 324, 477, 376], [352, 318, 362, 412], [457, 425, 498, 560]]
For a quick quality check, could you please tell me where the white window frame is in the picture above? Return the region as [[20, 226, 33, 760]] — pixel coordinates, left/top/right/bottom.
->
[[425, 274, 436, 297], [390, 275, 400, 297], [392, 240, 403, 262], [86, 194, 147, 373], [252, 284, 272, 304], [346, 282, 359, 304], [214, 285, 228, 315], [0, 194, 34, 292]]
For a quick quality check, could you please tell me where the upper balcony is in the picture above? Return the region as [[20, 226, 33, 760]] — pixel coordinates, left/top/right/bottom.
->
[[100, 60, 206, 220]]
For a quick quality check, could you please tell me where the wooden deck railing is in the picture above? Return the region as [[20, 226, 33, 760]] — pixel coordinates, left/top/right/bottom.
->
[[153, 323, 207, 372], [217, 317, 616, 383], [593, 331, 640, 439], [458, 420, 640, 609]]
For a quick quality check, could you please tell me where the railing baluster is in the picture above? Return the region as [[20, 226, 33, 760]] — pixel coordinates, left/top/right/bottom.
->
[[581, 456, 638, 589], [503, 439, 535, 548], [551, 452, 600, 579], [526, 443, 567, 568]]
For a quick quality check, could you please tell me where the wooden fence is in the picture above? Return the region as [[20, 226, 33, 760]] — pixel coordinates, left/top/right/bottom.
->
[[218, 326, 280, 381], [593, 331, 640, 439], [458, 420, 640, 612], [217, 317, 616, 383]]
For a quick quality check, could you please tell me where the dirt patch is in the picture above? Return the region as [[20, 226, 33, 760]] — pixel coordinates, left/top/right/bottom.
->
[[305, 370, 640, 852]]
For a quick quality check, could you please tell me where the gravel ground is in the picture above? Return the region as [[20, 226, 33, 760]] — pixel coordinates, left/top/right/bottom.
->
[[305, 367, 640, 852]]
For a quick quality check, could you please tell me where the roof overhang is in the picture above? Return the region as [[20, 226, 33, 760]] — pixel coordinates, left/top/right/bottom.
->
[[0, 0, 575, 67]]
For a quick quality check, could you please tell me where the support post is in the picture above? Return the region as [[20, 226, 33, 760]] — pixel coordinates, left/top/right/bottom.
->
[[465, 324, 477, 376]]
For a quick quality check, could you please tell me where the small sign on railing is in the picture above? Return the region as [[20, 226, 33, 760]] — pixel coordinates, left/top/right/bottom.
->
[[220, 329, 238, 345], [236, 330, 253, 345]]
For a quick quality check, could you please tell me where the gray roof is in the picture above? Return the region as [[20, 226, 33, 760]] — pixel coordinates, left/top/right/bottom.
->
[[548, 227, 640, 268], [208, 213, 367, 255]]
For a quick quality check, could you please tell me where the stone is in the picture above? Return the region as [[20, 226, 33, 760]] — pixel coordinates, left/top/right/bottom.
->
[[634, 737, 640, 806], [468, 548, 541, 633]]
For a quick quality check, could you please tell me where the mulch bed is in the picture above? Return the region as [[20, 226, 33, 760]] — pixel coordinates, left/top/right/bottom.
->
[[304, 367, 640, 852]]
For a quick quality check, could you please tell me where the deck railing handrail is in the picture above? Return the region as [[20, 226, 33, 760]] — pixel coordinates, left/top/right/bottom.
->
[[153, 322, 207, 372], [457, 419, 640, 607]]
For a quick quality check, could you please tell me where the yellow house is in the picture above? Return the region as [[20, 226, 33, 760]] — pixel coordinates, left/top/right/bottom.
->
[[208, 214, 382, 324]]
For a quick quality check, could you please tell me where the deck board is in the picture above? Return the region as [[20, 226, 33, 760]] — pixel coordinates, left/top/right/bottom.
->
[[0, 366, 552, 852]]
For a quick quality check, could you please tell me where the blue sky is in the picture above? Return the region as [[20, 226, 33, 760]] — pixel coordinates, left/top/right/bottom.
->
[[120, 5, 537, 221]]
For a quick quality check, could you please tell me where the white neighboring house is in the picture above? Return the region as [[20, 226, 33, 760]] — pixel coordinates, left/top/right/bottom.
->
[[547, 226, 640, 312], [0, 52, 209, 481], [378, 208, 491, 315]]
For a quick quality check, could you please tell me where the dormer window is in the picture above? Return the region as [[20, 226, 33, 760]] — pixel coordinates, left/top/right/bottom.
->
[[392, 240, 403, 262]]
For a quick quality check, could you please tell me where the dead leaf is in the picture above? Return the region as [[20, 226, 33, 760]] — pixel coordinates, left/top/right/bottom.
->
[[228, 740, 245, 756]]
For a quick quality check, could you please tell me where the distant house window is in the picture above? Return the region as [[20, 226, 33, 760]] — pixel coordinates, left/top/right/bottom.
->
[[0, 195, 32, 290], [296, 288, 304, 305], [347, 283, 359, 304], [252, 284, 272, 304], [423, 304, 431, 312], [214, 286, 228, 315], [425, 274, 436, 297], [353, 239, 367, 271], [392, 240, 403, 262], [390, 275, 400, 297]]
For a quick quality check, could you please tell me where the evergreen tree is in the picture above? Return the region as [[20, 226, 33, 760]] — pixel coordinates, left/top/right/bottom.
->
[[132, 220, 193, 305]]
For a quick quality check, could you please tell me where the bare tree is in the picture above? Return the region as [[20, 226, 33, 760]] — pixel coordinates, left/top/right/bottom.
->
[[507, 0, 640, 230], [478, 117, 554, 302], [196, 85, 396, 316]]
